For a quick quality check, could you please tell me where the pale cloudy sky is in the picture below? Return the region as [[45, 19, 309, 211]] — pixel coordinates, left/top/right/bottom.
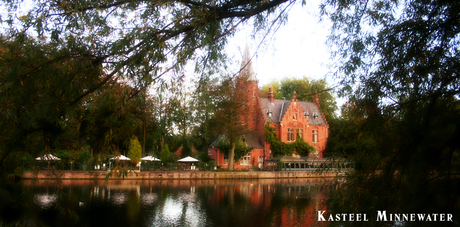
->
[[226, 0, 334, 88]]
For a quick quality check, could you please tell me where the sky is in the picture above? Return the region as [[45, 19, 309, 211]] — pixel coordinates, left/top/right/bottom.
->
[[225, 0, 335, 88], [220, 0, 345, 109]]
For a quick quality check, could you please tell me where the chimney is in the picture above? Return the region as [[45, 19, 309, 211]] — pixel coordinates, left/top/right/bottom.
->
[[313, 92, 320, 107], [268, 87, 274, 103]]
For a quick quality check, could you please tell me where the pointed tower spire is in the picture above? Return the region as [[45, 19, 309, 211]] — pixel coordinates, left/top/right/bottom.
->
[[240, 43, 257, 81]]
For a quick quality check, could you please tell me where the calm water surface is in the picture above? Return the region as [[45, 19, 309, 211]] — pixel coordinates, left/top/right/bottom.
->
[[1, 177, 333, 227]]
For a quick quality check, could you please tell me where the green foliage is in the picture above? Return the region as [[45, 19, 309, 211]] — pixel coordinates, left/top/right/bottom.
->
[[322, 0, 460, 224], [217, 139, 253, 162], [0, 35, 102, 173], [77, 151, 92, 164], [128, 136, 142, 164], [197, 160, 215, 171], [54, 150, 73, 169], [260, 81, 282, 99], [160, 144, 171, 164], [264, 124, 314, 156], [81, 82, 150, 155], [54, 150, 72, 161], [208, 75, 254, 170], [189, 76, 220, 161], [0, 0, 291, 174], [76, 150, 92, 170]]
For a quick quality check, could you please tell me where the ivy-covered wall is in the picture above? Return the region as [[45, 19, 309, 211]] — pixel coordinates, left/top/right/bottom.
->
[[264, 124, 315, 156]]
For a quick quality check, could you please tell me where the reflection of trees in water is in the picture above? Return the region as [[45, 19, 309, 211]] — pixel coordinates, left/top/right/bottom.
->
[[196, 182, 327, 227], [2, 179, 332, 226]]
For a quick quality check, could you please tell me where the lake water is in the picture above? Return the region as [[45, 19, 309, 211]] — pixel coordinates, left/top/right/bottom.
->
[[0, 178, 333, 227]]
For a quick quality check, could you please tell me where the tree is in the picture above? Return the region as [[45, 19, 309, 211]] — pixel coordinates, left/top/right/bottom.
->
[[0, 0, 293, 174], [81, 82, 149, 155], [322, 0, 460, 225], [217, 140, 253, 163], [160, 144, 171, 164], [260, 77, 338, 120], [128, 136, 142, 165], [259, 80, 282, 99], [209, 76, 252, 170], [189, 75, 221, 159], [2, 0, 293, 104], [0, 35, 103, 173]]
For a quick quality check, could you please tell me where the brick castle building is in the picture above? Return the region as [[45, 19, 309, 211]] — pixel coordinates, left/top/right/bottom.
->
[[208, 46, 329, 169]]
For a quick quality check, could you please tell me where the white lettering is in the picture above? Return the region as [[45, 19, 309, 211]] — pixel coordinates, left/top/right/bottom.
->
[[426, 215, 432, 221], [377, 210, 387, 221], [418, 213, 426, 221], [402, 214, 408, 221], [317, 212, 452, 222], [335, 214, 341, 221], [317, 211, 326, 221]]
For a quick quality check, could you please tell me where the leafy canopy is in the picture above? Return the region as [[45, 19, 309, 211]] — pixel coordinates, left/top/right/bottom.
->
[[3, 0, 293, 97], [322, 0, 460, 224], [128, 136, 142, 164], [0, 0, 294, 173], [217, 139, 253, 162]]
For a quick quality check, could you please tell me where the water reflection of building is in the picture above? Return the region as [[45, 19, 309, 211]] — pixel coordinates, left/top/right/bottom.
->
[[205, 179, 329, 226], [24, 179, 331, 226]]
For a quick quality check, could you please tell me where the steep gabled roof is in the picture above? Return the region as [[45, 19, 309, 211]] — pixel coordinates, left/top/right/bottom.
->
[[259, 97, 328, 126]]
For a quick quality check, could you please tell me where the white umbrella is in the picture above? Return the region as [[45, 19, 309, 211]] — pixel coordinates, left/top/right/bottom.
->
[[110, 155, 130, 161], [141, 156, 160, 161], [35, 154, 61, 161], [178, 156, 199, 162]]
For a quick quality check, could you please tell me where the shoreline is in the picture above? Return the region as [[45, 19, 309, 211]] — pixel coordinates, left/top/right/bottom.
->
[[21, 170, 345, 180]]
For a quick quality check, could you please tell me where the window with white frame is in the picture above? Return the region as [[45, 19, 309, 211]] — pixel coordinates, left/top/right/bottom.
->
[[312, 130, 318, 143], [240, 153, 251, 165], [287, 128, 295, 142]]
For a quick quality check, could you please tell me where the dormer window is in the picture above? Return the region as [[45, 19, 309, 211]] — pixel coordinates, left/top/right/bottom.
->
[[313, 112, 318, 119], [266, 109, 272, 118], [304, 111, 309, 119]]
